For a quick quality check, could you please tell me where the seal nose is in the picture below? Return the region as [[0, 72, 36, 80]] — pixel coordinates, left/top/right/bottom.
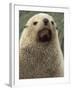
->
[[38, 29, 52, 42], [43, 18, 49, 25]]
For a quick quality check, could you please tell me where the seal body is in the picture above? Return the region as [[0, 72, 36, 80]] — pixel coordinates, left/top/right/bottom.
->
[[19, 13, 64, 79]]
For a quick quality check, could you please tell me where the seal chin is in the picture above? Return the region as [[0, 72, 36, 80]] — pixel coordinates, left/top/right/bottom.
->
[[38, 28, 52, 43]]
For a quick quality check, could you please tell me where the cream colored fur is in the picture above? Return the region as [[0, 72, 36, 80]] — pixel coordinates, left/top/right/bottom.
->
[[19, 13, 64, 79]]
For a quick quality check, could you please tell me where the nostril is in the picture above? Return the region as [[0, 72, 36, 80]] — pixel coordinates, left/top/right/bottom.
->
[[43, 18, 49, 25]]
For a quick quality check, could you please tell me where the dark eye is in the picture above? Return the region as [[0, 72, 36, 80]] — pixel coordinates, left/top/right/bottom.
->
[[51, 21, 54, 25], [33, 21, 38, 25]]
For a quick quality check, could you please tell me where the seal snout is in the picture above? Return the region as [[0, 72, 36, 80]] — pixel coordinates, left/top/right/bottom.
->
[[43, 18, 49, 25], [38, 28, 52, 42]]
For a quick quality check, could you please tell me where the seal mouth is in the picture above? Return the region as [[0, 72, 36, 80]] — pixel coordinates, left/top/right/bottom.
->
[[38, 28, 52, 42]]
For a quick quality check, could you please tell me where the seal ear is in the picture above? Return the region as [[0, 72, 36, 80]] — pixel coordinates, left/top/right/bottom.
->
[[24, 25, 28, 28], [55, 22, 58, 30], [56, 26, 59, 37], [55, 23, 59, 34], [56, 26, 58, 30], [55, 23, 59, 36]]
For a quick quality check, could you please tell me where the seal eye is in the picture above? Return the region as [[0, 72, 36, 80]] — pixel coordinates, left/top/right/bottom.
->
[[51, 21, 54, 25], [33, 21, 38, 25]]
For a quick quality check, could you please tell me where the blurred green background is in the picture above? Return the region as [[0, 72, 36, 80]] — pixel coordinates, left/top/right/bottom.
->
[[19, 11, 64, 55]]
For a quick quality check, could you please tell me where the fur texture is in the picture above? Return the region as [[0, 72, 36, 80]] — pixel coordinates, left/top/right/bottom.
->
[[19, 13, 64, 79]]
